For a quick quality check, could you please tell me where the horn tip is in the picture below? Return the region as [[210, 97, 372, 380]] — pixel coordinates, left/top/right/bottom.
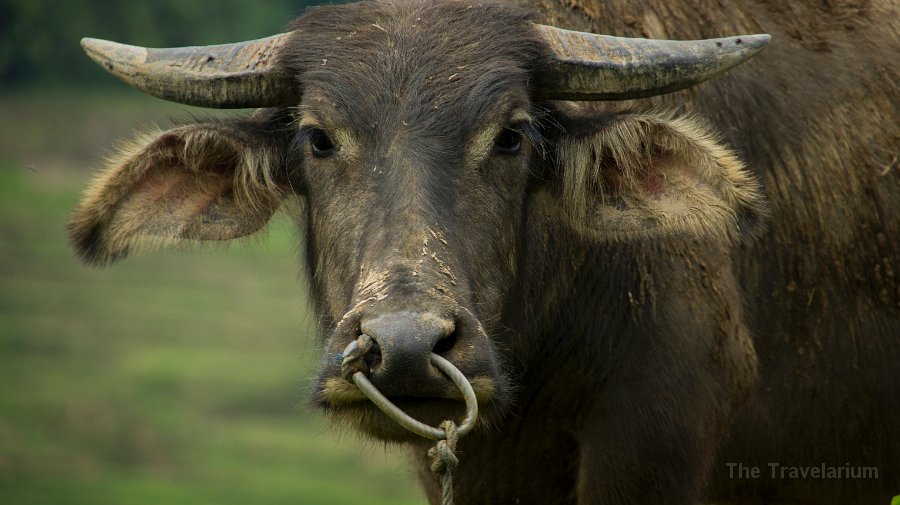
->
[[742, 33, 772, 50], [80, 37, 146, 67], [80, 37, 101, 60], [81, 38, 113, 72], [725, 34, 771, 55], [80, 37, 113, 58]]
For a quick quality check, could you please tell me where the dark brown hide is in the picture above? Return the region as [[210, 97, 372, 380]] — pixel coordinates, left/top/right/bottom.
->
[[535, 0, 900, 503]]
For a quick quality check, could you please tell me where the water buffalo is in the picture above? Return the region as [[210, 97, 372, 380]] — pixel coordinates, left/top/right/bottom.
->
[[68, 0, 899, 503]]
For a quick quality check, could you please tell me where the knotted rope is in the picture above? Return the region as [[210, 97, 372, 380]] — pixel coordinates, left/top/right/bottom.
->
[[340, 336, 478, 505], [428, 420, 459, 505]]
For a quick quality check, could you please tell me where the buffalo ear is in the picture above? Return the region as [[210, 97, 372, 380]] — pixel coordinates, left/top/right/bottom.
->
[[552, 112, 767, 243], [69, 121, 289, 265]]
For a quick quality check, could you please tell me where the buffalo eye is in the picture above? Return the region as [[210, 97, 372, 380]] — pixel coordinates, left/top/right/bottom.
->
[[493, 127, 523, 155], [309, 129, 335, 158]]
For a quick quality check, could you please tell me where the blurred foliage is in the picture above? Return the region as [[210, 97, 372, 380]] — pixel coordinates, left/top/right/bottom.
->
[[0, 0, 339, 87]]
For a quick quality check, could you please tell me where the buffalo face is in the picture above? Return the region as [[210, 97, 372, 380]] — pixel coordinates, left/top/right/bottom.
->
[[281, 2, 547, 438]]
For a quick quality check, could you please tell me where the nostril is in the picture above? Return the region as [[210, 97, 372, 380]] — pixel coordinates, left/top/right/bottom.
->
[[340, 334, 383, 380], [364, 336, 382, 370], [432, 329, 458, 357]]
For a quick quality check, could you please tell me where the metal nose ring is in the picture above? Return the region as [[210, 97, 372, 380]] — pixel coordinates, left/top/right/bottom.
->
[[340, 336, 479, 440]]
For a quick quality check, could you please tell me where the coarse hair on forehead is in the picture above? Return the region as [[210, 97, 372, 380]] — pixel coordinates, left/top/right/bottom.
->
[[278, 0, 549, 137]]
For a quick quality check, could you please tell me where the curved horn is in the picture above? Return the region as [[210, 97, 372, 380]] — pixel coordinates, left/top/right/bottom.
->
[[534, 24, 770, 100], [81, 34, 298, 108]]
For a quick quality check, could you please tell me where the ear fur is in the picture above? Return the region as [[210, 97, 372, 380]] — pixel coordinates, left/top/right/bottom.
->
[[553, 111, 767, 243], [68, 121, 289, 265]]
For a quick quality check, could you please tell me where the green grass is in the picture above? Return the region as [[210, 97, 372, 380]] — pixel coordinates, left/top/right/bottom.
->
[[0, 94, 423, 504]]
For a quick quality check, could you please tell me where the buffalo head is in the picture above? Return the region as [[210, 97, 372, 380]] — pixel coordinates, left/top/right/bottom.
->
[[69, 0, 768, 441]]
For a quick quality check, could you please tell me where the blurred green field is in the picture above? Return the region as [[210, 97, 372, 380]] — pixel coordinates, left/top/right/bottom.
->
[[0, 90, 422, 505]]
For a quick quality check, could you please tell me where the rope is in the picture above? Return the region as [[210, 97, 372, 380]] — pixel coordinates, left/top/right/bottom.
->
[[428, 420, 459, 505], [340, 338, 474, 505]]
